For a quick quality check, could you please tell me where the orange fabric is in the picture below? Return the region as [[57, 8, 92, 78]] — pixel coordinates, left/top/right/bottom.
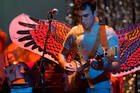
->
[[26, 62, 35, 69], [0, 29, 7, 52], [0, 29, 7, 46], [99, 25, 108, 51], [111, 75, 123, 93], [12, 79, 25, 84], [4, 43, 40, 63]]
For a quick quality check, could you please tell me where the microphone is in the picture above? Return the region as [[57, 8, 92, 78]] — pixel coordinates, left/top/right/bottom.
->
[[48, 8, 59, 15]]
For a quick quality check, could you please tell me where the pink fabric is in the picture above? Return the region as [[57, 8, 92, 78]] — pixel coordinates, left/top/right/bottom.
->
[[25, 62, 35, 69], [9, 13, 71, 64]]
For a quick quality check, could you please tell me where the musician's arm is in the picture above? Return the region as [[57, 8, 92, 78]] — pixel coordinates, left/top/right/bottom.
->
[[58, 34, 77, 71], [58, 53, 67, 69]]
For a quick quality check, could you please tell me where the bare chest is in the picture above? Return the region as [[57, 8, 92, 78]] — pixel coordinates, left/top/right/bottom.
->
[[76, 33, 97, 56]]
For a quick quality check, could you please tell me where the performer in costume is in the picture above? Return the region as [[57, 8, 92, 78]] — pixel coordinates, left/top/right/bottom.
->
[[58, 0, 120, 93]]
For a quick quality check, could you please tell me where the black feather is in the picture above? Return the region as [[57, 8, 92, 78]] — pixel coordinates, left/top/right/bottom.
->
[[17, 30, 30, 34], [32, 44, 39, 50], [18, 21, 36, 28], [18, 35, 33, 42], [38, 47, 43, 52], [29, 17, 40, 24], [24, 40, 35, 47]]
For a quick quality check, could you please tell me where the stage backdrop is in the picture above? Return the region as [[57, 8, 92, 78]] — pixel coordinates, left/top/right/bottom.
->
[[0, 0, 67, 45]]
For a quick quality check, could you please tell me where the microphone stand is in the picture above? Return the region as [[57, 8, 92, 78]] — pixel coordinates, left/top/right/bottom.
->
[[39, 12, 54, 86]]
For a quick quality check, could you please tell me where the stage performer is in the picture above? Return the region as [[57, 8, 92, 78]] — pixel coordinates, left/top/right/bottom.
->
[[58, 0, 120, 93]]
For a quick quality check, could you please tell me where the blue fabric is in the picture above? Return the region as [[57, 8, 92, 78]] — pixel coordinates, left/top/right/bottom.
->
[[86, 87, 111, 93]]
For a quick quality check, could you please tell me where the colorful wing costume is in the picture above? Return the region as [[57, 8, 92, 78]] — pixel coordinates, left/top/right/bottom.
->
[[9, 14, 140, 76], [9, 13, 71, 64], [112, 24, 140, 77]]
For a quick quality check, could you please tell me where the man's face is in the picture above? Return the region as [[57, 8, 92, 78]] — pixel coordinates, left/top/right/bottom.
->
[[77, 5, 95, 30]]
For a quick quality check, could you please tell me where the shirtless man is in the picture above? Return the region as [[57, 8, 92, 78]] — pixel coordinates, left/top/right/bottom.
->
[[59, 0, 120, 93]]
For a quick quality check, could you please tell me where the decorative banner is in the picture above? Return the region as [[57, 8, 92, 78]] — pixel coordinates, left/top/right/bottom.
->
[[112, 23, 140, 77], [9, 13, 71, 64]]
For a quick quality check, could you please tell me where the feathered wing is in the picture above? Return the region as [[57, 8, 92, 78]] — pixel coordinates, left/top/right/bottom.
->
[[9, 13, 71, 64], [112, 27, 140, 77]]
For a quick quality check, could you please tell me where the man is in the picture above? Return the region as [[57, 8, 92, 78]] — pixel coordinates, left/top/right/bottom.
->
[[59, 0, 120, 93]]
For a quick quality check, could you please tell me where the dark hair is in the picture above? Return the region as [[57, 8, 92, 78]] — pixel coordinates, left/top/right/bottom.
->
[[74, 0, 96, 14], [72, 0, 96, 25]]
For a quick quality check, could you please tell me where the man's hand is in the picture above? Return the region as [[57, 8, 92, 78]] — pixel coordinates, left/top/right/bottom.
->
[[90, 58, 104, 70], [65, 61, 78, 72]]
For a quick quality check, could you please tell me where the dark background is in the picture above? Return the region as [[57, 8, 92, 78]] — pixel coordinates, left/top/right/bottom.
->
[[0, 0, 140, 93], [0, 0, 67, 45]]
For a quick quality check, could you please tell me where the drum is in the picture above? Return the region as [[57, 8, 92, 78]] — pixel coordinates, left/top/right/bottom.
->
[[10, 83, 32, 93]]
